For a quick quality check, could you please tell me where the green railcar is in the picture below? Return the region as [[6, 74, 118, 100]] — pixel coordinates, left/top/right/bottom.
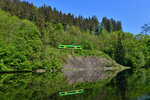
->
[[59, 89, 83, 96], [58, 45, 82, 50]]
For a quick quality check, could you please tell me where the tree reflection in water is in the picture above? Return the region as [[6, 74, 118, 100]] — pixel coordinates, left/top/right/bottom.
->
[[0, 68, 150, 100]]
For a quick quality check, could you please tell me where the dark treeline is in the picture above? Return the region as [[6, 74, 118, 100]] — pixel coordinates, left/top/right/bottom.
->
[[0, 0, 122, 34], [102, 17, 122, 33]]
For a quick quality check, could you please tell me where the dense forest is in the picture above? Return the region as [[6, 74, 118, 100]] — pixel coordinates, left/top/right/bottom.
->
[[0, 0, 122, 34], [0, 0, 150, 71]]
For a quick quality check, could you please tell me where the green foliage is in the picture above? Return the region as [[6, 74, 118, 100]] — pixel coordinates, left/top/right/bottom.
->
[[115, 33, 125, 65], [1, 0, 150, 71], [1, 0, 150, 99], [53, 23, 64, 31], [101, 31, 150, 68], [123, 38, 146, 67], [81, 39, 93, 50]]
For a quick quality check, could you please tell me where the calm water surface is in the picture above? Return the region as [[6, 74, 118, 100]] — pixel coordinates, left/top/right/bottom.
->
[[0, 68, 150, 100]]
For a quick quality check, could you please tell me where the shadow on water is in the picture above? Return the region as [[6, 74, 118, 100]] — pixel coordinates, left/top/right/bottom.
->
[[0, 68, 150, 100]]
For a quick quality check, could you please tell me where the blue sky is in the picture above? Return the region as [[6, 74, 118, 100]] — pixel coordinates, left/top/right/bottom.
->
[[21, 0, 150, 34]]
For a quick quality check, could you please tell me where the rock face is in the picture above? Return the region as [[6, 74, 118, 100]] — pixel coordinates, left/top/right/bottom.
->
[[65, 55, 114, 70], [64, 55, 122, 84]]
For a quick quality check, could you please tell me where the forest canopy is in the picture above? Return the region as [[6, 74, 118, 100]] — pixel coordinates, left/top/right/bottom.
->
[[0, 0, 150, 72]]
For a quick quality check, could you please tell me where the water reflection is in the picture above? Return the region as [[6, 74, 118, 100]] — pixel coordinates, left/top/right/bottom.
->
[[0, 68, 150, 100], [0, 72, 66, 100], [137, 94, 150, 100], [93, 68, 150, 100], [0, 69, 119, 100], [64, 69, 117, 84]]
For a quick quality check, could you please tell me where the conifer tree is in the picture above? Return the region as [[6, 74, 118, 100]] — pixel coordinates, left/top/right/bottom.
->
[[35, 8, 45, 41], [115, 33, 125, 65], [116, 21, 122, 31], [110, 18, 117, 31]]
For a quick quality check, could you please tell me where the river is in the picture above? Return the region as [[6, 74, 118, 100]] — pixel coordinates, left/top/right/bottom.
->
[[0, 68, 150, 100]]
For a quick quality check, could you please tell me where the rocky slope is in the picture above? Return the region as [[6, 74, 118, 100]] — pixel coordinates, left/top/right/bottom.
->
[[64, 55, 128, 84], [65, 55, 121, 70]]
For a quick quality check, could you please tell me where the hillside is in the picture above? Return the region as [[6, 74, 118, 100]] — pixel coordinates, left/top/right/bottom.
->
[[0, 9, 126, 72], [0, 0, 150, 72]]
